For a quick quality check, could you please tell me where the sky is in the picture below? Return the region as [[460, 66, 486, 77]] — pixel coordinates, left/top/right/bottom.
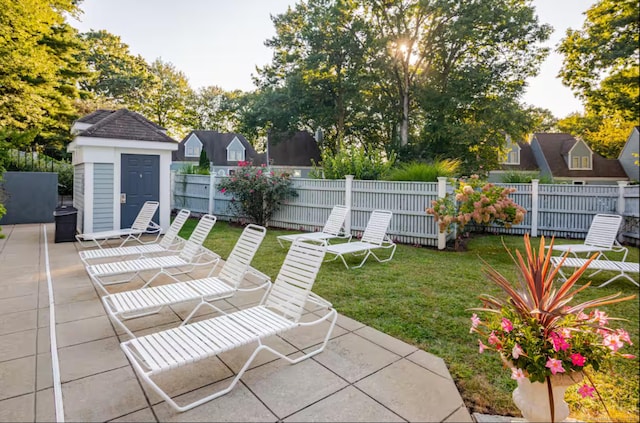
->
[[69, 0, 594, 119]]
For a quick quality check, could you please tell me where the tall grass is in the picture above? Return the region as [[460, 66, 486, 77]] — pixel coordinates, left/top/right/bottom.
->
[[500, 171, 555, 184], [386, 159, 460, 182]]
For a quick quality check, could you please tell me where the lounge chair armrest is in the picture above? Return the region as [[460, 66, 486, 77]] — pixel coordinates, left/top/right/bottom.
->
[[307, 292, 333, 309], [246, 267, 271, 283]]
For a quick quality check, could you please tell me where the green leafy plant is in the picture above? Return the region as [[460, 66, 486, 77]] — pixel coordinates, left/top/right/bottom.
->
[[217, 161, 297, 226], [386, 159, 460, 182], [179, 164, 210, 175], [426, 174, 527, 234], [198, 149, 210, 171], [309, 146, 396, 180], [470, 234, 636, 419], [501, 171, 555, 184]]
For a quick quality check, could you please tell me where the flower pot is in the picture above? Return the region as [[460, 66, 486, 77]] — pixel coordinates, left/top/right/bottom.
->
[[512, 373, 583, 422]]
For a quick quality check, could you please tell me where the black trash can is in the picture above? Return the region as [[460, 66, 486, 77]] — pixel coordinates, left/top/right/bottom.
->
[[53, 206, 77, 243]]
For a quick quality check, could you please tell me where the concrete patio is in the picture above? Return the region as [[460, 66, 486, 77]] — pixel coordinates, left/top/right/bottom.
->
[[0, 223, 473, 422]]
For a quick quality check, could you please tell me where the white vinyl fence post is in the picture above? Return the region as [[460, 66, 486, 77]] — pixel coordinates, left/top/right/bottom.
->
[[208, 173, 217, 216], [345, 175, 353, 234], [617, 181, 628, 215], [531, 179, 539, 237], [437, 176, 447, 250]]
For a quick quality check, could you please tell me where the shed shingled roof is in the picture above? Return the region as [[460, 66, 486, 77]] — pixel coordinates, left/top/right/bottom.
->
[[534, 133, 627, 178], [78, 109, 176, 143]]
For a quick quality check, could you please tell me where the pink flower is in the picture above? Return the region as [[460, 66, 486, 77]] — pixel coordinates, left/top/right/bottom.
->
[[220, 188, 226, 194], [501, 318, 513, 332], [559, 328, 572, 339], [603, 334, 623, 351], [488, 331, 500, 348], [550, 332, 570, 352], [511, 368, 526, 381], [621, 354, 636, 359], [470, 314, 481, 333], [577, 311, 589, 320], [512, 344, 523, 359], [578, 384, 595, 398], [593, 310, 609, 326], [545, 358, 565, 375], [570, 353, 586, 367], [478, 340, 486, 354], [617, 329, 632, 345]]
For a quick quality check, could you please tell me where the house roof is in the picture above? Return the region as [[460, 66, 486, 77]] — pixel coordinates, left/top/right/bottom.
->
[[500, 141, 538, 171], [173, 131, 262, 165], [78, 109, 176, 143], [75, 109, 115, 124], [534, 133, 627, 178], [267, 131, 321, 167]]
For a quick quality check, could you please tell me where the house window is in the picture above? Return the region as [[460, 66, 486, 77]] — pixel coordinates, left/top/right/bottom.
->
[[571, 155, 591, 169], [227, 149, 244, 162], [506, 151, 519, 164], [184, 135, 202, 158], [226, 136, 246, 162]]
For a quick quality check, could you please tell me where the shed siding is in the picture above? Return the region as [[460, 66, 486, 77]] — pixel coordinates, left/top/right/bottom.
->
[[73, 164, 85, 232], [93, 163, 114, 232]]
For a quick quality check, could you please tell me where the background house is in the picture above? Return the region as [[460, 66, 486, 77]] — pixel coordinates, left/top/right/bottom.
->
[[172, 130, 321, 178], [488, 135, 539, 182], [172, 131, 262, 176], [264, 130, 321, 177], [618, 126, 639, 182], [490, 133, 629, 185]]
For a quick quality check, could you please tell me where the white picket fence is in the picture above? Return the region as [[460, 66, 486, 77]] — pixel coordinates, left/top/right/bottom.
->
[[171, 173, 639, 248]]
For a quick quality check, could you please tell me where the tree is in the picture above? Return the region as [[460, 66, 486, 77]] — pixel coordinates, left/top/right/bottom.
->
[[185, 86, 244, 132], [558, 0, 639, 120], [132, 58, 194, 139], [257, 0, 551, 173], [78, 30, 151, 104], [0, 0, 84, 151], [558, 112, 635, 159]]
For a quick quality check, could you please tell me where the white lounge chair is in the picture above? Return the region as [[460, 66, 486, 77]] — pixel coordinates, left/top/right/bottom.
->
[[548, 214, 628, 262], [277, 204, 351, 247], [76, 201, 161, 249], [325, 209, 396, 269], [102, 224, 270, 339], [79, 209, 191, 265], [121, 238, 337, 412], [86, 214, 220, 294], [551, 256, 639, 288]]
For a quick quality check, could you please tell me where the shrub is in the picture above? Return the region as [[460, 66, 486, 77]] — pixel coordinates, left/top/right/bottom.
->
[[501, 171, 555, 184], [179, 164, 210, 175], [198, 149, 210, 171], [310, 146, 396, 180], [217, 161, 297, 226], [386, 159, 460, 182], [426, 174, 527, 234]]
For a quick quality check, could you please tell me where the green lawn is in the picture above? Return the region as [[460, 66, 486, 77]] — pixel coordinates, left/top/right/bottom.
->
[[180, 219, 639, 422]]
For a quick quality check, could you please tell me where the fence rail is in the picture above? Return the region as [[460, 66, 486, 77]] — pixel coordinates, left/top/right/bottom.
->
[[171, 173, 639, 248]]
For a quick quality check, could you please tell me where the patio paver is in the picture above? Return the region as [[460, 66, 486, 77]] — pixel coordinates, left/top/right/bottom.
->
[[0, 223, 473, 422]]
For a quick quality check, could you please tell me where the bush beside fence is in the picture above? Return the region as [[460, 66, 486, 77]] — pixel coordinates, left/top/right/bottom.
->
[[172, 173, 639, 248]]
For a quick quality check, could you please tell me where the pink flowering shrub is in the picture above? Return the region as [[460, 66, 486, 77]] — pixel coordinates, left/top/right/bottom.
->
[[217, 161, 297, 226], [470, 234, 636, 410], [426, 174, 526, 233]]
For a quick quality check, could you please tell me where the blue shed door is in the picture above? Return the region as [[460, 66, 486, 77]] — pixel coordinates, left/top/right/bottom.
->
[[120, 154, 159, 229]]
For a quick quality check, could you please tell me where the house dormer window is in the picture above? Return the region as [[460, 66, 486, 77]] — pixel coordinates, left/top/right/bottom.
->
[[502, 136, 520, 165], [226, 136, 245, 162], [184, 134, 203, 157], [568, 139, 593, 170]]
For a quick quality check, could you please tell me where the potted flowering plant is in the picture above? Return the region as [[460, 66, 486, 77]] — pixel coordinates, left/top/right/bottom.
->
[[470, 234, 636, 422]]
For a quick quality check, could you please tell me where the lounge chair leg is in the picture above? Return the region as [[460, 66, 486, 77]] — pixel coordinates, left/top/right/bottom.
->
[[181, 300, 227, 326]]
